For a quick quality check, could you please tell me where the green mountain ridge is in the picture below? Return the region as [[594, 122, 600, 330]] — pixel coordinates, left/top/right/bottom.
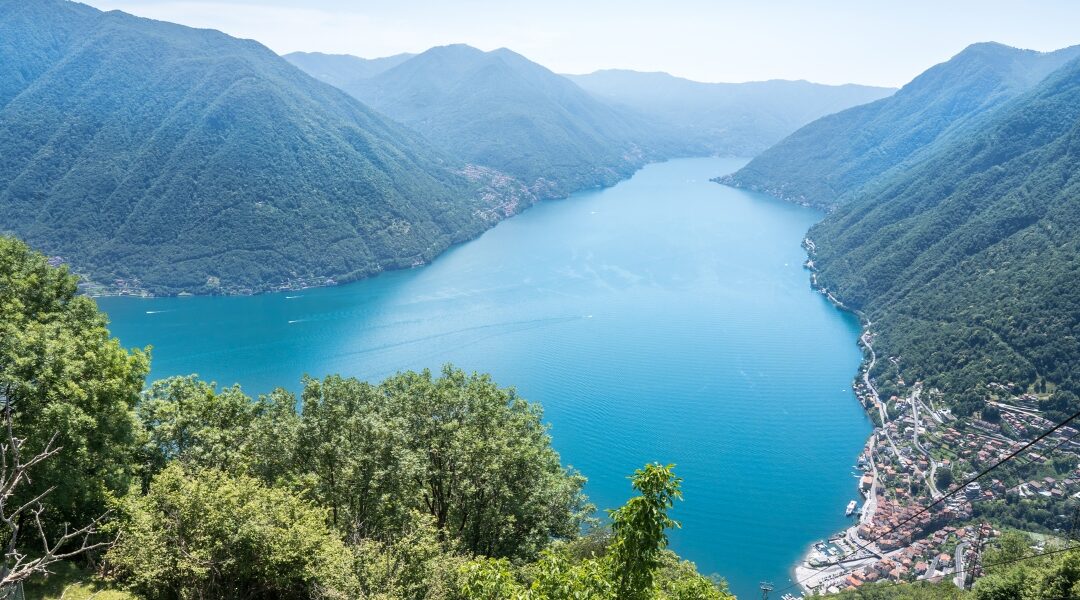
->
[[284, 51, 416, 88], [722, 42, 1080, 209], [0, 0, 524, 296], [565, 69, 896, 156], [807, 51, 1080, 405], [289, 44, 693, 199]]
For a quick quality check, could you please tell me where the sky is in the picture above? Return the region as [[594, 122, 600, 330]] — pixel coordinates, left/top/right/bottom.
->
[[82, 0, 1080, 87]]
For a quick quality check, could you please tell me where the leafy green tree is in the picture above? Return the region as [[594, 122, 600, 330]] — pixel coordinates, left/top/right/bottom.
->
[[609, 464, 683, 600], [653, 552, 732, 600], [138, 376, 256, 474], [352, 510, 467, 600], [136, 377, 301, 484], [456, 464, 730, 600], [106, 464, 359, 600], [385, 367, 590, 558], [0, 236, 148, 532], [458, 558, 527, 600], [246, 388, 303, 485], [936, 467, 955, 491], [297, 375, 413, 539], [1040, 390, 1080, 422], [298, 368, 590, 559], [527, 546, 613, 599]]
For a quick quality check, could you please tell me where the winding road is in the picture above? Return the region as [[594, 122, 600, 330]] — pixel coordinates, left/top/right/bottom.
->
[[862, 331, 903, 463], [909, 384, 942, 498]]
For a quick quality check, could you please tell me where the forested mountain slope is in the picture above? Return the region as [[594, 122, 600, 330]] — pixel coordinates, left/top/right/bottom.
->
[[294, 44, 683, 199], [808, 54, 1080, 410], [567, 69, 895, 156], [283, 51, 415, 88], [723, 42, 1080, 208], [0, 0, 517, 295]]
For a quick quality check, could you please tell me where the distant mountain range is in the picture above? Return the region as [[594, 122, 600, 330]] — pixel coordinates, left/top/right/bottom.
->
[[721, 42, 1080, 209], [0, 0, 531, 295], [286, 46, 893, 197], [289, 45, 682, 199], [739, 43, 1080, 408], [0, 0, 934, 298], [565, 70, 895, 156], [283, 51, 416, 88]]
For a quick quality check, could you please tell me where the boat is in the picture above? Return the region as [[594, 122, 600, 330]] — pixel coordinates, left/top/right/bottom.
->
[[845, 500, 858, 516]]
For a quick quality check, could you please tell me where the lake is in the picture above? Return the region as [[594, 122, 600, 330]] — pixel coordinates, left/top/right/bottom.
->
[[99, 156, 870, 598]]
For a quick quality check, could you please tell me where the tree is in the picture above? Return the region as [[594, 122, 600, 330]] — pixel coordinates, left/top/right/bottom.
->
[[0, 237, 148, 534], [456, 464, 731, 600], [296, 375, 411, 540], [0, 405, 112, 587], [137, 378, 302, 485], [106, 465, 359, 600], [138, 376, 256, 475], [608, 464, 683, 600], [1040, 390, 1080, 422], [352, 511, 466, 600], [936, 467, 955, 491], [298, 368, 590, 558]]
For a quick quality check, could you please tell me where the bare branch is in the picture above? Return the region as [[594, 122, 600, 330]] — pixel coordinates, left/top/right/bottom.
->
[[0, 410, 112, 588]]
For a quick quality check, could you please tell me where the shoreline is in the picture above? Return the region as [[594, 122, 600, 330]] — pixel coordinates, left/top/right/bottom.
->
[[81, 154, 726, 300], [792, 237, 879, 595]]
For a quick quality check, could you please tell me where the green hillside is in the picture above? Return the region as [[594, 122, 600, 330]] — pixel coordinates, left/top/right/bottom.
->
[[0, 0, 518, 296], [808, 54, 1080, 409], [723, 42, 1080, 209], [566, 69, 895, 156], [303, 44, 684, 199]]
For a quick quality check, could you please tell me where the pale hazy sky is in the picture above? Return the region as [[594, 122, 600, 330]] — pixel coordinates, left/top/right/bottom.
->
[[82, 0, 1080, 87]]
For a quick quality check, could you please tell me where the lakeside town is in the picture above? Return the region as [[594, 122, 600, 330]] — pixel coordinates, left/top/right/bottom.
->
[[791, 323, 1080, 595]]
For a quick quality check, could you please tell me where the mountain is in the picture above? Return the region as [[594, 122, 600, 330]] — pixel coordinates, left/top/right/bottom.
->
[[0, 0, 527, 296], [290, 44, 684, 199], [566, 70, 895, 156], [806, 52, 1080, 410], [722, 42, 1080, 209], [283, 51, 415, 88]]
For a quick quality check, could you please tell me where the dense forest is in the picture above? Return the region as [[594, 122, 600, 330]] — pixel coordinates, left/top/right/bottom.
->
[[0, 0, 532, 296], [0, 236, 730, 599], [721, 42, 1080, 209], [806, 53, 1080, 411]]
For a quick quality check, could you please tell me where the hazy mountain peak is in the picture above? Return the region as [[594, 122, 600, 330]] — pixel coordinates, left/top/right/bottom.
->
[[723, 41, 1080, 208], [283, 51, 415, 87], [0, 0, 505, 295]]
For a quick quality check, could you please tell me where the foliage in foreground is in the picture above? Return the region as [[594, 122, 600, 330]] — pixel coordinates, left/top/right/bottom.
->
[[134, 368, 591, 562], [0, 236, 727, 599], [456, 464, 732, 600], [0, 236, 148, 585], [108, 465, 359, 599]]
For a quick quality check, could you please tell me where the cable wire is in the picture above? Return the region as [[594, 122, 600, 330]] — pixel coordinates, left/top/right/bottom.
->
[[779, 406, 1080, 595]]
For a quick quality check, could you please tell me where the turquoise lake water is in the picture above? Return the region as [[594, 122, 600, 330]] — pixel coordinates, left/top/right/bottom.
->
[[99, 157, 870, 598]]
